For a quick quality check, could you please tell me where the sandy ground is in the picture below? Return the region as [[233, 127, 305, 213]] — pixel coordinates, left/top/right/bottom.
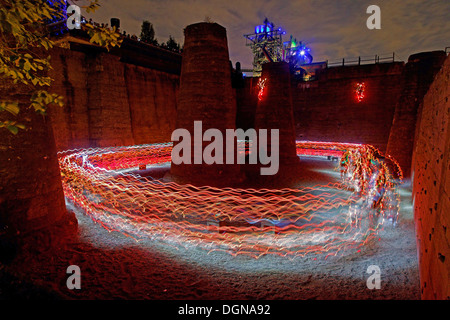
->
[[0, 158, 420, 299]]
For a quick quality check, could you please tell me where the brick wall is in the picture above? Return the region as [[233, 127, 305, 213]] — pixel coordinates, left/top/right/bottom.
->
[[48, 46, 180, 151], [411, 54, 450, 299], [294, 63, 405, 152], [237, 62, 405, 153], [0, 78, 76, 260], [124, 63, 179, 145], [387, 51, 447, 177], [47, 48, 90, 149]]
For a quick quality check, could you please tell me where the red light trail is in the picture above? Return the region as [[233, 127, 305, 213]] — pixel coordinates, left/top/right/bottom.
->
[[58, 141, 402, 259], [257, 78, 267, 101], [356, 82, 366, 102]]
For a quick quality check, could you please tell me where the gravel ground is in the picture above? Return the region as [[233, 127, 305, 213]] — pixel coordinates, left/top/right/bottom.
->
[[1, 158, 420, 300]]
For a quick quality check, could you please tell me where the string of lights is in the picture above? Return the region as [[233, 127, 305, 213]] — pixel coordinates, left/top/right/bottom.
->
[[257, 78, 267, 101], [356, 82, 366, 102]]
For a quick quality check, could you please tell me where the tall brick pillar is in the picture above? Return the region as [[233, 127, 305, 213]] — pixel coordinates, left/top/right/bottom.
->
[[0, 81, 77, 263], [254, 62, 300, 171], [168, 22, 242, 187], [386, 51, 447, 178]]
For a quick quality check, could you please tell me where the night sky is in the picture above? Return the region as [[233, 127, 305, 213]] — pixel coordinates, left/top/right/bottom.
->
[[75, 0, 449, 68]]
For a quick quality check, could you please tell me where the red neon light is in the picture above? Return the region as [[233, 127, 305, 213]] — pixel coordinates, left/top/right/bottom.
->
[[356, 82, 365, 102], [257, 78, 267, 101]]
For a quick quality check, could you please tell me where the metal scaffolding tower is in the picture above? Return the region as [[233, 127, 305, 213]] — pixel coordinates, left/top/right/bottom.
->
[[243, 18, 286, 76], [244, 18, 313, 77]]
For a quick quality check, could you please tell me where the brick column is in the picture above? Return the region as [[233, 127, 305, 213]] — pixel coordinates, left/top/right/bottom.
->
[[254, 62, 299, 168], [0, 81, 77, 262], [168, 22, 242, 187]]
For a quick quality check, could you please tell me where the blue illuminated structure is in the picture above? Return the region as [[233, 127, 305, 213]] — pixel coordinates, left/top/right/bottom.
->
[[284, 35, 313, 67], [46, 1, 90, 36], [244, 18, 286, 76], [46, 0, 68, 36], [244, 18, 313, 76]]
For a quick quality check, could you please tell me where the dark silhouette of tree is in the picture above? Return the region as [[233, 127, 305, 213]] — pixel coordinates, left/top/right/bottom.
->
[[166, 35, 180, 52], [140, 20, 158, 45]]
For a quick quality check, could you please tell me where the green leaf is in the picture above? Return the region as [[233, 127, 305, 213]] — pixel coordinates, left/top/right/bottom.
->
[[7, 125, 18, 135], [0, 0, 108, 135], [0, 101, 20, 115]]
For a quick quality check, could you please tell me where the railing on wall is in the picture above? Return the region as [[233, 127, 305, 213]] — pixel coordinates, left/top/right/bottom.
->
[[326, 52, 396, 67]]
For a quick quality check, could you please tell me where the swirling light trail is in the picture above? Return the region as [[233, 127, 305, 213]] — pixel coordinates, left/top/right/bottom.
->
[[58, 141, 402, 259]]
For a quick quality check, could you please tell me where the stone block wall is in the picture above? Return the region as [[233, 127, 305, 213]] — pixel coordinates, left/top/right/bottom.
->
[[387, 51, 447, 177], [255, 62, 298, 166], [411, 53, 450, 299], [124, 63, 179, 145], [47, 47, 90, 149], [236, 62, 405, 153], [0, 78, 76, 261], [48, 45, 180, 151], [293, 62, 405, 152]]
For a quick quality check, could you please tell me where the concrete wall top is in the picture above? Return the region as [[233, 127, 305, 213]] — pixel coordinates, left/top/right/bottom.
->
[[318, 62, 405, 81]]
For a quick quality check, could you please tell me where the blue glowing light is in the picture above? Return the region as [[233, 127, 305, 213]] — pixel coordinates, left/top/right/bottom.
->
[[255, 23, 277, 34]]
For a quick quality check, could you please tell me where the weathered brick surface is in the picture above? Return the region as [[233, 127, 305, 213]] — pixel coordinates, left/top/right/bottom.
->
[[85, 53, 134, 148], [236, 54, 445, 178], [236, 77, 258, 131], [48, 46, 181, 151], [48, 48, 90, 149], [0, 78, 77, 257], [169, 22, 242, 187], [412, 53, 450, 299], [124, 64, 179, 144], [387, 51, 447, 177], [1, 43, 180, 259], [255, 62, 299, 166], [237, 62, 405, 153], [293, 63, 405, 153]]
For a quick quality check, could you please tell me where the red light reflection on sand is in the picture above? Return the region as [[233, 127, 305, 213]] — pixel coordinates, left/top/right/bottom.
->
[[58, 141, 402, 259]]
